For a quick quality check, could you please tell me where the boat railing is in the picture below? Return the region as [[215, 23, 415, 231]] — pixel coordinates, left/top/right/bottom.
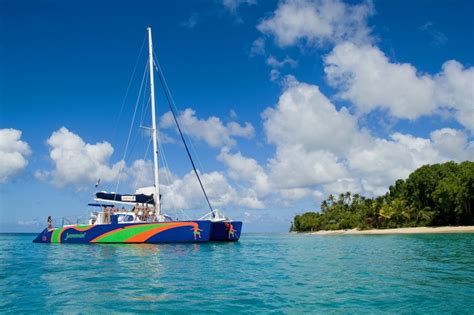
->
[[60, 214, 89, 227], [199, 209, 229, 222]]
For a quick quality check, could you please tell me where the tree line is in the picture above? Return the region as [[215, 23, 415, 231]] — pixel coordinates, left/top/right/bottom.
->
[[291, 161, 474, 232]]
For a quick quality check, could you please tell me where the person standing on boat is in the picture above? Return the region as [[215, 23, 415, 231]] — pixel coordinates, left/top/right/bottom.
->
[[47, 216, 52, 230], [134, 205, 139, 222], [144, 205, 149, 221], [104, 207, 110, 224]]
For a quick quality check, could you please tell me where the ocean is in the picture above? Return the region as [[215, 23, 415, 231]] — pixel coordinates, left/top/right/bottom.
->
[[1, 233, 473, 314]]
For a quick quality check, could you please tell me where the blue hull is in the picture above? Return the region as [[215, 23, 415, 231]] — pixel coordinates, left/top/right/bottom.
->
[[33, 220, 212, 244], [210, 221, 242, 242]]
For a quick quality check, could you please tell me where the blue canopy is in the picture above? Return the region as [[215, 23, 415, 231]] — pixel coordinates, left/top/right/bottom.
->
[[88, 203, 114, 207], [95, 192, 155, 205]]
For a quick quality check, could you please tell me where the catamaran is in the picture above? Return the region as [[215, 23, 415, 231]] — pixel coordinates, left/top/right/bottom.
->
[[33, 27, 242, 244]]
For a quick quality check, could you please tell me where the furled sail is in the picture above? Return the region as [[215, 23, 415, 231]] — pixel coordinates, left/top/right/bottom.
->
[[95, 192, 155, 205]]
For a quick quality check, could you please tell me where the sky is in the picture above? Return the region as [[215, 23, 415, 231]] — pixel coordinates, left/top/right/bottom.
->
[[1, 0, 473, 232]]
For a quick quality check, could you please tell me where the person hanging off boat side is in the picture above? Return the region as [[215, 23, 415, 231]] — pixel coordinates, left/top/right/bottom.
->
[[47, 216, 53, 230]]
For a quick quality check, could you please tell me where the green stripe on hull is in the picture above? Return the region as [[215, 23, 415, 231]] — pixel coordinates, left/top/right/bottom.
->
[[93, 223, 167, 243], [75, 225, 90, 229], [51, 229, 61, 243]]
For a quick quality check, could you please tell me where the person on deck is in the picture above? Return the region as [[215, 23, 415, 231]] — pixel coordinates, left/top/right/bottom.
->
[[104, 207, 109, 224], [144, 206, 149, 221], [134, 206, 139, 222]]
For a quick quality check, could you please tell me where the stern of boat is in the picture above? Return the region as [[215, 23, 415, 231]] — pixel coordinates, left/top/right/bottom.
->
[[210, 221, 242, 242], [33, 228, 53, 243]]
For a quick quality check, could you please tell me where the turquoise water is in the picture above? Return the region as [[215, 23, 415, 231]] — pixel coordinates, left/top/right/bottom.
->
[[1, 233, 473, 314]]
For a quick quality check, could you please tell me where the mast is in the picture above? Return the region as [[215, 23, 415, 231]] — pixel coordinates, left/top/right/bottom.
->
[[147, 27, 160, 214]]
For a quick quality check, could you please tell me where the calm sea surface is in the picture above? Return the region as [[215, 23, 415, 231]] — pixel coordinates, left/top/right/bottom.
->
[[1, 233, 473, 314]]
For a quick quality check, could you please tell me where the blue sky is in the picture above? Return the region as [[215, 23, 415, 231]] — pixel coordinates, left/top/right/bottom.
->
[[1, 0, 473, 232]]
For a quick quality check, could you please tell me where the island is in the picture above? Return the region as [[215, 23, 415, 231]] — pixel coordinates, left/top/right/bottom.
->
[[291, 161, 474, 234]]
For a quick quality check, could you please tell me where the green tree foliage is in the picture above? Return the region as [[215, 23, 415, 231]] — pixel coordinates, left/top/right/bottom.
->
[[291, 161, 474, 232]]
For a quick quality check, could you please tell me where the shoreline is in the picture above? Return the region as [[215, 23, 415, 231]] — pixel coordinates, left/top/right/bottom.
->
[[308, 226, 474, 235]]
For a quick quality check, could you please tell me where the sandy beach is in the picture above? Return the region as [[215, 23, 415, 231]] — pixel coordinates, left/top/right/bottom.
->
[[310, 226, 474, 235]]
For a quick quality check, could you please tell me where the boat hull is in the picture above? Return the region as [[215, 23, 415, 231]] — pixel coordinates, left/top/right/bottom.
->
[[210, 221, 242, 242], [33, 220, 211, 243]]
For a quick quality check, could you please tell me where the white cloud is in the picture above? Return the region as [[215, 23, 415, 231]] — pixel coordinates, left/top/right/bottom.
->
[[41, 127, 125, 188], [263, 79, 369, 155], [435, 60, 474, 132], [127, 160, 266, 211], [430, 128, 474, 161], [312, 190, 324, 202], [0, 128, 31, 183], [257, 0, 374, 47], [181, 13, 198, 28], [261, 78, 474, 198], [324, 42, 437, 119], [229, 109, 238, 119], [128, 159, 154, 190], [347, 130, 473, 195], [347, 133, 438, 194], [218, 147, 271, 198], [222, 0, 257, 12], [269, 145, 347, 189], [218, 148, 263, 182], [419, 22, 448, 46], [324, 43, 474, 130], [250, 37, 266, 56], [236, 190, 266, 209], [34, 170, 50, 181], [279, 188, 311, 200], [270, 69, 281, 81], [266, 55, 298, 68], [35, 127, 262, 210], [266, 55, 298, 82], [262, 79, 355, 191], [160, 170, 238, 211], [160, 108, 254, 148], [323, 178, 361, 195], [17, 219, 40, 227]]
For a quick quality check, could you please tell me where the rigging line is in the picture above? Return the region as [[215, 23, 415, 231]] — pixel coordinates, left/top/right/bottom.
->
[[131, 135, 152, 192], [158, 142, 187, 221], [184, 128, 207, 177], [156, 137, 187, 221], [114, 61, 149, 197], [139, 75, 150, 126], [143, 135, 152, 161], [153, 55, 214, 215], [151, 54, 206, 175], [158, 140, 180, 219], [152, 55, 215, 216], [125, 125, 143, 169], [157, 141, 170, 185], [140, 97, 151, 127], [112, 34, 147, 145]]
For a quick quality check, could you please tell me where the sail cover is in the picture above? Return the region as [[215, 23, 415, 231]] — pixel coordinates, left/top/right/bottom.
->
[[95, 192, 155, 205]]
